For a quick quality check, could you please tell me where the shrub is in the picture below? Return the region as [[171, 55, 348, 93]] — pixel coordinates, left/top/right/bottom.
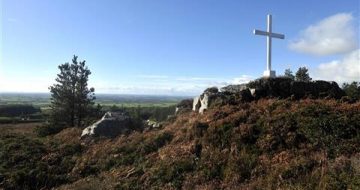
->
[[342, 81, 360, 100], [141, 132, 173, 154], [151, 158, 195, 188], [281, 159, 317, 181], [188, 121, 208, 140], [34, 124, 66, 137], [205, 124, 234, 149], [223, 148, 258, 183], [0, 104, 40, 117], [0, 133, 84, 189]]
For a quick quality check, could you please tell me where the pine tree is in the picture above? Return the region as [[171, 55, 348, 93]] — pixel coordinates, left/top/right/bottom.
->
[[49, 62, 72, 127], [75, 59, 95, 127], [49, 55, 95, 128], [284, 68, 295, 80], [295, 67, 312, 82], [342, 81, 360, 100]]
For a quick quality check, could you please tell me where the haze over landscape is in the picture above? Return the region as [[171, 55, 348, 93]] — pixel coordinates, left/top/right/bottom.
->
[[1, 0, 359, 95]]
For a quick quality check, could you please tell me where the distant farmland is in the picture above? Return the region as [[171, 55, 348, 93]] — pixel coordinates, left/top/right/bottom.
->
[[0, 93, 191, 108]]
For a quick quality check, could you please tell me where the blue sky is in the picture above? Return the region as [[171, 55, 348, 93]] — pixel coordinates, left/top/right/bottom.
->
[[1, 0, 359, 95]]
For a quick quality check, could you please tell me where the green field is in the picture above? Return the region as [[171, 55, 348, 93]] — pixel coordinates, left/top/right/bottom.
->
[[0, 93, 189, 108], [0, 93, 191, 123]]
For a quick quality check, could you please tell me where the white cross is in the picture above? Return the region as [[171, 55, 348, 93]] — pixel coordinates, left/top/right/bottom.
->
[[254, 14, 285, 78]]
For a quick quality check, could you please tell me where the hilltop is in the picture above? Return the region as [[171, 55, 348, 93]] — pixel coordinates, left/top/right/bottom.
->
[[1, 79, 359, 189]]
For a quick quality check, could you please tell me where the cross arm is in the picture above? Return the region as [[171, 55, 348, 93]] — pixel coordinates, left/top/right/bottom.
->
[[253, 29, 285, 39]]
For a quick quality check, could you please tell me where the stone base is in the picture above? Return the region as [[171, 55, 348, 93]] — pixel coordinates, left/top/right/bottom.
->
[[263, 70, 276, 78]]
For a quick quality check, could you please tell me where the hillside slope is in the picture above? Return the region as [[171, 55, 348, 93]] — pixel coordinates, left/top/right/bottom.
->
[[1, 99, 360, 189]]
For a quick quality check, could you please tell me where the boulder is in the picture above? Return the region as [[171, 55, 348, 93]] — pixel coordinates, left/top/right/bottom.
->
[[290, 81, 308, 99], [191, 86, 257, 114], [315, 80, 345, 99], [175, 99, 193, 114], [221, 84, 248, 94], [146, 119, 162, 129], [247, 77, 293, 98], [238, 88, 253, 102], [192, 96, 201, 111], [81, 111, 132, 138], [199, 87, 222, 113], [204, 86, 219, 94], [249, 88, 267, 100], [192, 87, 219, 114], [199, 93, 209, 114], [247, 78, 345, 100]]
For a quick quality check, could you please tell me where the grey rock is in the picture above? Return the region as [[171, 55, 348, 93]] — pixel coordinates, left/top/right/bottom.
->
[[238, 88, 253, 102], [221, 84, 247, 94], [175, 99, 193, 114], [198, 87, 221, 114], [247, 77, 345, 99], [204, 86, 219, 94], [199, 93, 209, 114], [189, 77, 345, 114], [81, 111, 132, 138], [192, 96, 201, 111], [146, 119, 162, 129]]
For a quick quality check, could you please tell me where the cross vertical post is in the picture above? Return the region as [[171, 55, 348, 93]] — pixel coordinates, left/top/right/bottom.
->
[[267, 14, 272, 71], [253, 14, 285, 78]]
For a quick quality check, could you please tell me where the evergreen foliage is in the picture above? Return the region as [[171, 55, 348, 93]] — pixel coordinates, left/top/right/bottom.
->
[[284, 68, 295, 80], [48, 55, 95, 129], [342, 81, 360, 100], [295, 67, 312, 82]]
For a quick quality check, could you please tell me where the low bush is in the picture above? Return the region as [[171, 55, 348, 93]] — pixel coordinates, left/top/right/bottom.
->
[[205, 124, 234, 149], [140, 132, 173, 154], [34, 124, 66, 137], [0, 104, 40, 117], [151, 158, 195, 189], [0, 133, 83, 189]]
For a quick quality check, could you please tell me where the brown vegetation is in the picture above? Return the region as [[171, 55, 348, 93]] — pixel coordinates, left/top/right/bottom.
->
[[1, 99, 359, 189]]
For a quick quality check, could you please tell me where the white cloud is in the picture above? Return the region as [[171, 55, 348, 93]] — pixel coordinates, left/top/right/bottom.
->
[[312, 49, 360, 83], [289, 13, 358, 56], [232, 75, 253, 84]]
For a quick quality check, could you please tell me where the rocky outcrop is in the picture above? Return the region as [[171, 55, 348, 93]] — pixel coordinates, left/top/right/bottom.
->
[[193, 87, 219, 114], [247, 78, 345, 99], [193, 86, 252, 114], [175, 99, 193, 114], [191, 78, 345, 114], [81, 111, 133, 138], [192, 96, 201, 112], [220, 84, 248, 94]]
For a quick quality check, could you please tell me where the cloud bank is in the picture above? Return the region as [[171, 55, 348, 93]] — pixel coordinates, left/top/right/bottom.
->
[[312, 49, 360, 83], [289, 13, 358, 56]]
